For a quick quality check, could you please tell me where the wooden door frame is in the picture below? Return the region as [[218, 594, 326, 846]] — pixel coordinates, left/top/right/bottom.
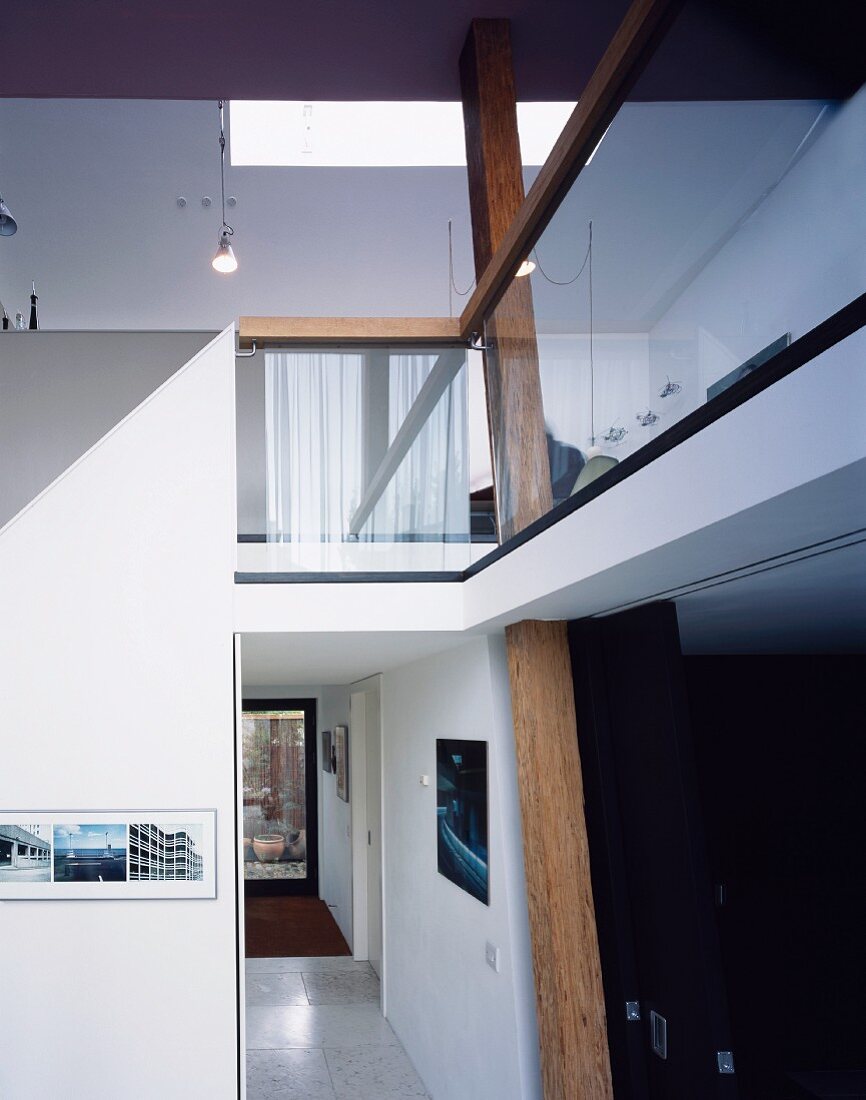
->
[[241, 697, 319, 898]]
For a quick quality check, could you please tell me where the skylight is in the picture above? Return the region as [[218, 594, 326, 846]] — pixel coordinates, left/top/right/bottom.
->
[[229, 100, 577, 168]]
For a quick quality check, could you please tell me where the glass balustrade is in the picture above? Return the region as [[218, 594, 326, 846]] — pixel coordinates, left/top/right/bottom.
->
[[236, 344, 494, 574], [484, 5, 865, 538]]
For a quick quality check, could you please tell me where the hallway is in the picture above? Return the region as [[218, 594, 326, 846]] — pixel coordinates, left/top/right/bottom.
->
[[245, 957, 429, 1098]]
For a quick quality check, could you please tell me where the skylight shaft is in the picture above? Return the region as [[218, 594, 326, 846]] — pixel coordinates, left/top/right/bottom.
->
[[229, 100, 577, 168]]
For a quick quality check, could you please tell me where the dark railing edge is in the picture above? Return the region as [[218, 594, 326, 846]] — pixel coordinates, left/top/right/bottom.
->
[[233, 293, 865, 587], [462, 292, 866, 581], [234, 571, 466, 584]]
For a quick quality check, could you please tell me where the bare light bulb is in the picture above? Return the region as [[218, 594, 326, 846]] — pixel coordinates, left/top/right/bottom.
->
[[212, 230, 237, 273], [515, 258, 536, 277]]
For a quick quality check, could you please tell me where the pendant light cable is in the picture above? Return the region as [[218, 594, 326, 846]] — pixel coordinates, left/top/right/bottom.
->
[[218, 100, 233, 242]]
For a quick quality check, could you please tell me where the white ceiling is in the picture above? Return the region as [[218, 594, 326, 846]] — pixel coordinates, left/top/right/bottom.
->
[[240, 630, 472, 687]]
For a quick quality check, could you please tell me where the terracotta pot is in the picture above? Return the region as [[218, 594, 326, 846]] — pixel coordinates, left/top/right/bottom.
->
[[286, 829, 306, 861], [253, 834, 285, 862]]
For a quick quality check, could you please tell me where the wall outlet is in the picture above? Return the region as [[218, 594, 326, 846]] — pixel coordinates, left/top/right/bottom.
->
[[485, 941, 500, 973]]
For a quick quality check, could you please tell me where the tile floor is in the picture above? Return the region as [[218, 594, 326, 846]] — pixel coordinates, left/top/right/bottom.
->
[[245, 956, 429, 1099]]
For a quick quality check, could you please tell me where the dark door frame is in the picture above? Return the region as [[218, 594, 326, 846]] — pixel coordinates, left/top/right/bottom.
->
[[242, 697, 318, 898]]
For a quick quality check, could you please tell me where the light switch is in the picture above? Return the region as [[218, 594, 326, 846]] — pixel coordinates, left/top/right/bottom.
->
[[420, 774, 430, 786], [485, 941, 500, 972]]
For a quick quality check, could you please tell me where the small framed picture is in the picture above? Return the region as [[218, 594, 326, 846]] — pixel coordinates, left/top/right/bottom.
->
[[322, 730, 333, 772], [334, 725, 349, 802]]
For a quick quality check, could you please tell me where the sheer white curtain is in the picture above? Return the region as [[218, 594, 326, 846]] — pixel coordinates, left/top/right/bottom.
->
[[265, 351, 364, 542], [368, 354, 469, 542], [265, 350, 469, 545]]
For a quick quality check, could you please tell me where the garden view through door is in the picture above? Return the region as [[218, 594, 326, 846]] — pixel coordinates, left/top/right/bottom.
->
[[242, 699, 318, 895]]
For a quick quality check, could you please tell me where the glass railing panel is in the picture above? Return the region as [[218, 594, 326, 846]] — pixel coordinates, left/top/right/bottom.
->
[[236, 343, 485, 574], [484, 1, 865, 537]]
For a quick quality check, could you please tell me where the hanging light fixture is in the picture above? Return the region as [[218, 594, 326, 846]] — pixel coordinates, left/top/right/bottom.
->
[[0, 193, 17, 236], [211, 100, 237, 273]]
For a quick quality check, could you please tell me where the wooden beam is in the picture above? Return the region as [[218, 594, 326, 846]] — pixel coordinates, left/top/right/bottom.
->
[[506, 620, 613, 1100], [458, 0, 681, 339], [238, 316, 461, 348], [460, 18, 552, 542], [348, 349, 466, 536]]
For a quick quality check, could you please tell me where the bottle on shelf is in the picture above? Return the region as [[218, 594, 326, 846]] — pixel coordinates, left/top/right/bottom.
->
[[28, 281, 38, 330], [15, 311, 26, 330], [1, 304, 8, 330]]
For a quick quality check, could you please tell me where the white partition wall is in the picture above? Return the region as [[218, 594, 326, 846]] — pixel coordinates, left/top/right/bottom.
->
[[0, 328, 239, 1099]]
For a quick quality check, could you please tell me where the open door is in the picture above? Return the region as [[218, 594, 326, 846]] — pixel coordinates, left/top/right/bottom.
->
[[241, 698, 319, 897]]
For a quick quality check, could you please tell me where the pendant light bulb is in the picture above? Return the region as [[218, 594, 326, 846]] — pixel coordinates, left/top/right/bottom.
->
[[515, 258, 536, 277], [212, 228, 237, 273], [211, 100, 238, 274]]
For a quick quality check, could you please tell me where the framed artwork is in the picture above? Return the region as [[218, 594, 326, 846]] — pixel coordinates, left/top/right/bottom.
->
[[0, 810, 217, 900], [334, 725, 349, 802], [322, 729, 333, 772], [436, 739, 489, 905]]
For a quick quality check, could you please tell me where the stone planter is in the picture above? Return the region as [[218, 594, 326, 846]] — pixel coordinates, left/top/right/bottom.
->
[[252, 834, 285, 862]]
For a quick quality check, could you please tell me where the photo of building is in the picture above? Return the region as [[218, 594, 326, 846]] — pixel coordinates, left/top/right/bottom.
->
[[53, 824, 127, 882], [0, 823, 51, 883], [129, 823, 204, 882]]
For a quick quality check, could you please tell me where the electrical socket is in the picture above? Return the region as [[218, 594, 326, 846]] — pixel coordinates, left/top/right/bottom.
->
[[485, 941, 500, 973]]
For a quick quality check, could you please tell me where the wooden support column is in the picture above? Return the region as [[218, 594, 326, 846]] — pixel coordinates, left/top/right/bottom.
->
[[460, 19, 552, 542], [506, 621, 613, 1100], [460, 18, 612, 1100]]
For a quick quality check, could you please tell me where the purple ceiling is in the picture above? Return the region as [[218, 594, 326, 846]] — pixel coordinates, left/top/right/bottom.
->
[[1, 0, 859, 102]]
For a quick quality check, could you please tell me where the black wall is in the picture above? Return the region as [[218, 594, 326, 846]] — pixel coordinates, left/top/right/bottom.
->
[[684, 656, 866, 1099]]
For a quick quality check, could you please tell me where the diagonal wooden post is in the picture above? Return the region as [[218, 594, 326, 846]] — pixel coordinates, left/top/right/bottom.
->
[[459, 18, 553, 542], [460, 18, 612, 1100]]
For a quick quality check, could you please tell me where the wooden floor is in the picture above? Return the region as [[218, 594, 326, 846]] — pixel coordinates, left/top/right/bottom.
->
[[245, 896, 351, 958]]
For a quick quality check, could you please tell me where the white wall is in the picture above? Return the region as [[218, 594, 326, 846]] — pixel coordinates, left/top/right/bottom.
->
[[0, 329, 239, 1098], [0, 330, 214, 526], [0, 332, 272, 533], [648, 86, 866, 412], [0, 99, 474, 329], [381, 636, 541, 1100]]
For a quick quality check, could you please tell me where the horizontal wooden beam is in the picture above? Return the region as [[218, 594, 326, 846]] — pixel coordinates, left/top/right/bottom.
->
[[239, 316, 462, 348], [458, 0, 680, 338], [348, 348, 466, 536]]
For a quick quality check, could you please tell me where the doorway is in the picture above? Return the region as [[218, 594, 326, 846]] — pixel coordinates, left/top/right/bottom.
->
[[241, 698, 318, 897]]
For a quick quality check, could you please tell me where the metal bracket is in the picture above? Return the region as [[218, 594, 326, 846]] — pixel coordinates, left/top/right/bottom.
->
[[717, 1051, 735, 1075], [625, 1001, 641, 1022], [468, 331, 491, 351], [235, 338, 257, 358]]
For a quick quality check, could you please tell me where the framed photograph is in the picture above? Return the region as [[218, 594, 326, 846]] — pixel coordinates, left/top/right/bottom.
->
[[334, 725, 349, 802], [322, 729, 333, 772], [437, 739, 489, 905], [0, 810, 217, 900]]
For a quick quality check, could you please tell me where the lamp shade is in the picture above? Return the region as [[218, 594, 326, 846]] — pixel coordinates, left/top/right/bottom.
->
[[212, 231, 237, 273], [0, 195, 17, 236], [515, 258, 536, 277], [573, 453, 618, 493]]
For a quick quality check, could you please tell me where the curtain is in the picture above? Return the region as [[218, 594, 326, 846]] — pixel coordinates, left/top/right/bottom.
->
[[265, 350, 469, 544]]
